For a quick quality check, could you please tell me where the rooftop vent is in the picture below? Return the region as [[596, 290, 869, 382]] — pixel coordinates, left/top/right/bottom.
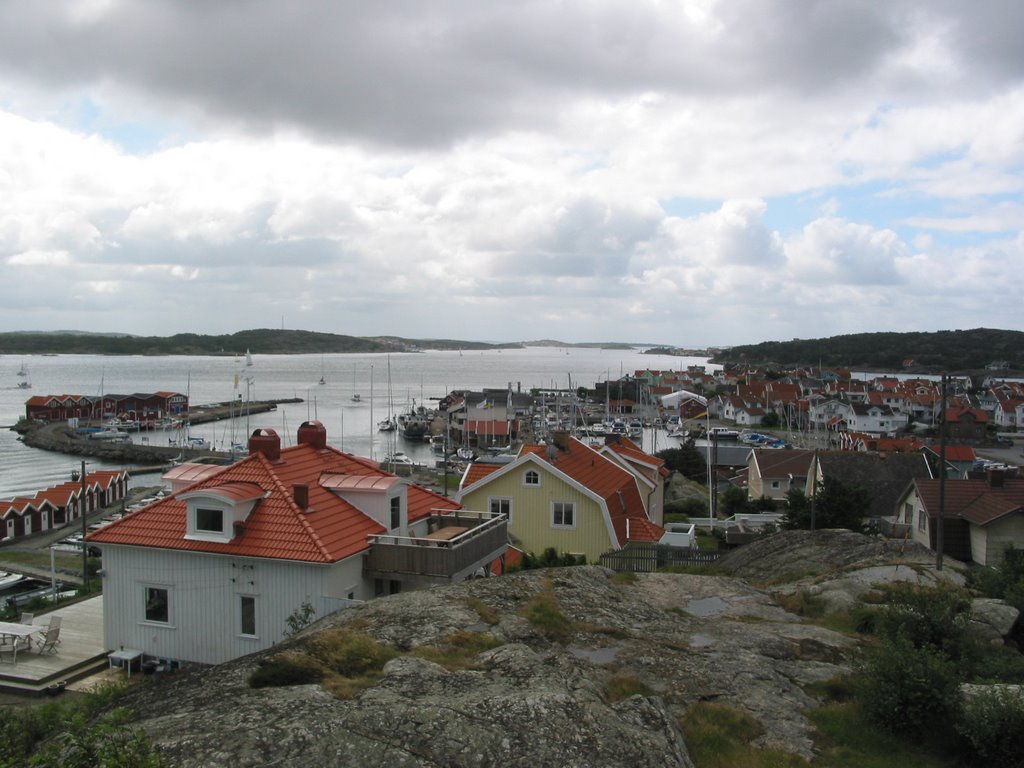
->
[[297, 420, 328, 450], [248, 428, 281, 461]]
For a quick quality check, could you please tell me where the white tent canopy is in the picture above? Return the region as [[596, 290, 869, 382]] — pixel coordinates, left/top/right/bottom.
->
[[660, 389, 708, 408]]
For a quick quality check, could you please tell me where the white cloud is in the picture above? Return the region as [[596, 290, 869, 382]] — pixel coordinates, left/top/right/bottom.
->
[[0, 2, 1021, 344]]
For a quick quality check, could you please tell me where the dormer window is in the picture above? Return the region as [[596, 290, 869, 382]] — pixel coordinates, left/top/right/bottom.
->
[[180, 483, 263, 544], [195, 508, 224, 534]]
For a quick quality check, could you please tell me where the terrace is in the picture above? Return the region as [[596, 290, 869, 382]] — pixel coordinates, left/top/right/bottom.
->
[[364, 510, 508, 582]]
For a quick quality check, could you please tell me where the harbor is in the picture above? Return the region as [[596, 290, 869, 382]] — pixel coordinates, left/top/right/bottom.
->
[[1, 347, 711, 499]]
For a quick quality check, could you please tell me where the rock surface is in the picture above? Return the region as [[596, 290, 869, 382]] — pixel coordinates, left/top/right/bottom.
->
[[107, 531, 1004, 767]]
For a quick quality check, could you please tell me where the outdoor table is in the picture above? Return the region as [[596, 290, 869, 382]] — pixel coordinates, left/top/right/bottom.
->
[[108, 648, 144, 677], [0, 620, 42, 642]]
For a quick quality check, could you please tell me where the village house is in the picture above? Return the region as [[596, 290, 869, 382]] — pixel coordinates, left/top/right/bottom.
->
[[86, 421, 506, 666], [745, 449, 814, 502], [807, 451, 931, 524], [456, 433, 665, 563], [893, 469, 1024, 567]]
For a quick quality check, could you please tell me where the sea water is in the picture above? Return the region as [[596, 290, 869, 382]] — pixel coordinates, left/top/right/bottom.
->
[[0, 347, 714, 499]]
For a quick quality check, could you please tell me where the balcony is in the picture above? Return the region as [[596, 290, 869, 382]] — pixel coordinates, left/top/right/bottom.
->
[[364, 510, 508, 582]]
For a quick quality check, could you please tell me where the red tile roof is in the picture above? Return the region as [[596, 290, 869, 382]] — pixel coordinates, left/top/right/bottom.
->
[[88, 441, 458, 563], [914, 476, 1024, 526]]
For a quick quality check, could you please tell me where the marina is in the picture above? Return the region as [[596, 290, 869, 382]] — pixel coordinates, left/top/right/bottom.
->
[[1, 347, 715, 499]]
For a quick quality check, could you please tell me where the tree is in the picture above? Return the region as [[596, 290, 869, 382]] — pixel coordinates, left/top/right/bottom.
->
[[782, 476, 870, 532], [655, 440, 707, 481], [718, 485, 752, 517]]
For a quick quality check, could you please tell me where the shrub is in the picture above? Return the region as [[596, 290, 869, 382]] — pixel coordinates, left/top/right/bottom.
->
[[248, 652, 325, 688], [874, 583, 975, 668], [858, 636, 961, 736], [957, 687, 1024, 767], [307, 630, 397, 677]]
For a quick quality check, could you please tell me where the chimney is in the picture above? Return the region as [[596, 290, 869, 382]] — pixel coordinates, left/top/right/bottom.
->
[[248, 428, 281, 461], [552, 431, 571, 451], [987, 468, 1005, 488], [293, 483, 309, 510], [297, 420, 328, 450]]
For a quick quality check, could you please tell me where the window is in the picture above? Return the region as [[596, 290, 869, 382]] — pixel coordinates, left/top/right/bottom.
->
[[489, 497, 512, 520], [390, 496, 401, 531], [144, 587, 169, 623], [195, 508, 224, 533], [770, 480, 781, 490], [904, 502, 913, 524], [240, 595, 256, 637], [917, 510, 926, 532], [524, 470, 540, 487], [552, 501, 575, 528]]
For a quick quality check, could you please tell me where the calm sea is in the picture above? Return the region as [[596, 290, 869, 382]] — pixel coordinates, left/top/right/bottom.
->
[[0, 347, 714, 499]]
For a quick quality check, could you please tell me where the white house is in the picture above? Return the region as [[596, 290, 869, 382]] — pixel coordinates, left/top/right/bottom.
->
[[87, 421, 506, 666]]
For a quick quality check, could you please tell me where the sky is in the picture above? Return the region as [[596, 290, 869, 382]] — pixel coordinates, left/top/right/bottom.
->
[[0, 1, 1022, 347]]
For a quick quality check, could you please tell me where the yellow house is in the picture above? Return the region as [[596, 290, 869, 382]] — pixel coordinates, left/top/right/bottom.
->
[[457, 434, 664, 563]]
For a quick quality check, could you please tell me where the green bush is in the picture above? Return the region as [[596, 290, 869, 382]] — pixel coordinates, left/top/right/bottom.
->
[[307, 631, 398, 677], [874, 583, 976, 671], [858, 636, 962, 736], [957, 687, 1024, 767], [248, 652, 325, 688]]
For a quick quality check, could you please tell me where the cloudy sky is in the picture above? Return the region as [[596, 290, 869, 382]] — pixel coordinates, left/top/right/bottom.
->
[[1, 1, 1022, 347]]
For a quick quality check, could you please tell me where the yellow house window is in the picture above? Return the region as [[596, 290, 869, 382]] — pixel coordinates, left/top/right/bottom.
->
[[524, 470, 540, 487], [552, 501, 575, 529]]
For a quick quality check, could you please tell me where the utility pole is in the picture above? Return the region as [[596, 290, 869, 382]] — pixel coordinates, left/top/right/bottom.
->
[[80, 459, 88, 588], [937, 374, 947, 571]]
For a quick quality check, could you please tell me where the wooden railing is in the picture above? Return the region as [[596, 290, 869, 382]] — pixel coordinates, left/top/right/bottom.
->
[[365, 510, 507, 579]]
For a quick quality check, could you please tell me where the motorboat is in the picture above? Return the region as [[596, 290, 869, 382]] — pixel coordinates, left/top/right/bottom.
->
[[0, 571, 25, 591]]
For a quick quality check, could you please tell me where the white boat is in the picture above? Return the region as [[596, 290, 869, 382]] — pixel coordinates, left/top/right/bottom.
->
[[0, 571, 25, 591], [17, 380, 31, 389], [16, 362, 28, 377], [384, 451, 414, 466], [351, 393, 361, 402], [245, 349, 254, 367]]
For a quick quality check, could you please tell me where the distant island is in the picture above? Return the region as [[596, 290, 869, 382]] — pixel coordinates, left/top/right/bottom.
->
[[0, 330, 661, 356], [710, 327, 1024, 374]]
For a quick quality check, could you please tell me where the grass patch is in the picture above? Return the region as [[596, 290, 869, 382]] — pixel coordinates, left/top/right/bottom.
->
[[696, 534, 720, 551], [773, 590, 826, 619], [604, 674, 654, 703], [522, 587, 573, 643], [466, 596, 499, 625], [682, 702, 810, 768], [808, 701, 960, 768], [611, 571, 638, 585], [409, 630, 504, 670], [249, 630, 398, 698]]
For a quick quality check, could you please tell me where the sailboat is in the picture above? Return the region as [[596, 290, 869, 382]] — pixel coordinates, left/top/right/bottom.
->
[[15, 361, 30, 388], [245, 349, 254, 367], [350, 365, 361, 402], [377, 356, 397, 431], [318, 355, 326, 385]]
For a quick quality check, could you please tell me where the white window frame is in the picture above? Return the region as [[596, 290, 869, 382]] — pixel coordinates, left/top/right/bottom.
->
[[195, 507, 225, 534], [489, 497, 512, 522], [551, 501, 576, 529], [141, 584, 172, 626], [523, 470, 541, 487], [239, 594, 257, 638]]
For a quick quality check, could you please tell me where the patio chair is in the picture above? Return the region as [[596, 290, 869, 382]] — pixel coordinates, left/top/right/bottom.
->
[[47, 615, 62, 645], [18, 612, 34, 625], [35, 627, 60, 655], [0, 637, 16, 664]]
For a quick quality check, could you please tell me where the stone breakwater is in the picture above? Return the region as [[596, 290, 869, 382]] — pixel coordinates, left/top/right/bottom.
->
[[18, 422, 204, 465]]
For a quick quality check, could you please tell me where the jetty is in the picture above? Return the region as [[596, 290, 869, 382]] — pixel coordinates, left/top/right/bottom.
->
[[11, 398, 302, 466]]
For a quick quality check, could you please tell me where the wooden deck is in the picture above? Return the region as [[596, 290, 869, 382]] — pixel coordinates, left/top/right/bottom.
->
[[0, 595, 108, 693]]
